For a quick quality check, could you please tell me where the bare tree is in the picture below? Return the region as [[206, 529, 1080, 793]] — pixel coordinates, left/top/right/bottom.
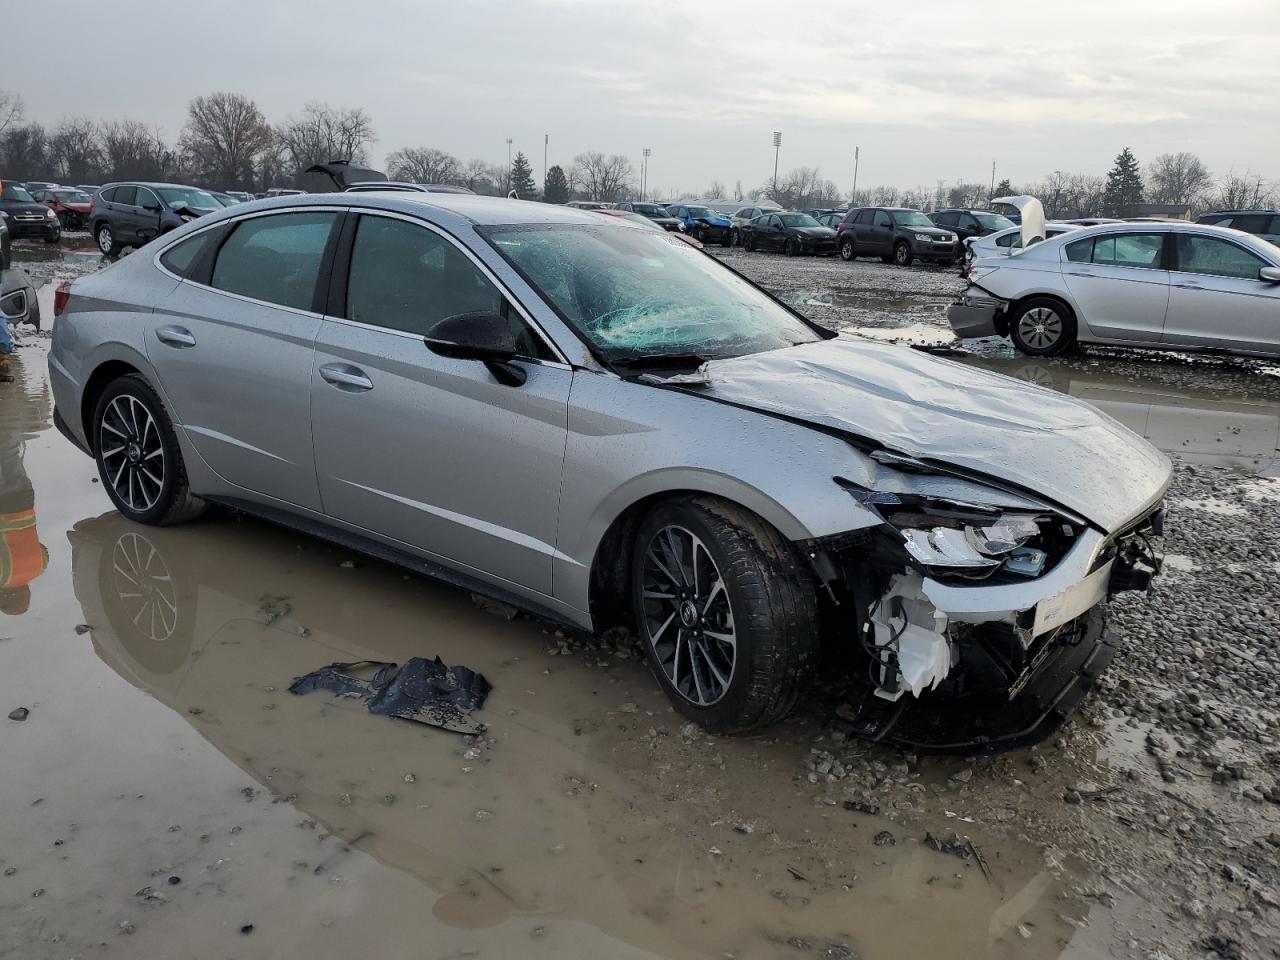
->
[[0, 122, 47, 180], [0, 91, 22, 139], [572, 151, 634, 202], [1147, 152, 1212, 211], [385, 146, 459, 185], [100, 120, 172, 182], [275, 102, 376, 177], [1211, 171, 1274, 211], [47, 117, 103, 184], [179, 93, 273, 190], [706, 180, 727, 199]]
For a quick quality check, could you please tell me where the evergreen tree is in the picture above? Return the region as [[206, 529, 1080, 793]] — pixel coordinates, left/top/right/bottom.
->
[[543, 164, 569, 204], [510, 151, 536, 199], [1102, 147, 1144, 216], [992, 178, 1013, 197]]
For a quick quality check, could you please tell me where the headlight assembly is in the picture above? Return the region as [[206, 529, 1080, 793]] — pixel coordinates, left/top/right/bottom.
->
[[914, 233, 933, 242]]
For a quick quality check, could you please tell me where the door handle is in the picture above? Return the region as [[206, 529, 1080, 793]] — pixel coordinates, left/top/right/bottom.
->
[[1172, 281, 1201, 289], [319, 363, 373, 392], [155, 325, 196, 348], [1066, 271, 1094, 277]]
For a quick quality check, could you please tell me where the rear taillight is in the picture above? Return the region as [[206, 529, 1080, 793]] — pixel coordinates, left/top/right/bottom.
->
[[53, 281, 71, 318]]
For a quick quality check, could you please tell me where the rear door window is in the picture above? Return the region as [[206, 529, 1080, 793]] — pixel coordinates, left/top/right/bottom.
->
[[113, 186, 137, 206], [1089, 233, 1164, 269], [1174, 234, 1267, 280], [211, 211, 338, 311], [1225, 214, 1272, 234], [344, 214, 551, 359], [874, 211, 891, 228]]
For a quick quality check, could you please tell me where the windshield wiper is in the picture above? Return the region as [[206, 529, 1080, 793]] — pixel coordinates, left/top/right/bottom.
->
[[610, 353, 710, 372]]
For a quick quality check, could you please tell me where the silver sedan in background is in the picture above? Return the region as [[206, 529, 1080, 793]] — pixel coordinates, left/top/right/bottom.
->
[[49, 193, 1168, 749], [949, 221, 1280, 356]]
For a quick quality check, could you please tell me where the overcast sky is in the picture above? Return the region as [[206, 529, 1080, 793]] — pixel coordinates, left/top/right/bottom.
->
[[11, 0, 1279, 195]]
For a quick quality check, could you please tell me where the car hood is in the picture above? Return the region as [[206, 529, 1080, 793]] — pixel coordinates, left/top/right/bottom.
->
[[694, 215, 732, 226], [697, 337, 1170, 531], [61, 202, 92, 212], [795, 226, 836, 238], [0, 201, 52, 217]]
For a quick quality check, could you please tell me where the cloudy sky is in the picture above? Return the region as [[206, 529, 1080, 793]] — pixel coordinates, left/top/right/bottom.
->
[[11, 0, 1280, 194]]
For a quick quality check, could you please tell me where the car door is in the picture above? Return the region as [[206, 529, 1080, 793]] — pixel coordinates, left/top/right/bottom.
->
[[1060, 231, 1171, 343], [146, 209, 341, 511], [108, 185, 141, 242], [310, 211, 572, 596], [133, 186, 164, 245], [1162, 232, 1280, 354]]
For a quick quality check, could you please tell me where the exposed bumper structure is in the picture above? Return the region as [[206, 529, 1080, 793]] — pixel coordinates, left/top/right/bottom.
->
[[946, 293, 1007, 339]]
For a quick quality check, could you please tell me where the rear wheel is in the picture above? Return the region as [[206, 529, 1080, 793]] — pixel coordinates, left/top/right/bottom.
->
[[730, 228, 739, 246], [1009, 297, 1078, 356], [839, 237, 856, 261], [630, 496, 819, 733], [893, 241, 913, 266], [92, 375, 206, 526]]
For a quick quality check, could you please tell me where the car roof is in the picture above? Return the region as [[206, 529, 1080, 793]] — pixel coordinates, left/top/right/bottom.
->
[[102, 181, 206, 190]]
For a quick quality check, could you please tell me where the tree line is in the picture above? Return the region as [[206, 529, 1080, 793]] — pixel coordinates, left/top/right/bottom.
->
[[1, 89, 1274, 213]]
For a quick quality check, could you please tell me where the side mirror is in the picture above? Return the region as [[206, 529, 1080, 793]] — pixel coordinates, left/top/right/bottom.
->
[[425, 312, 527, 386], [1260, 266, 1280, 284]]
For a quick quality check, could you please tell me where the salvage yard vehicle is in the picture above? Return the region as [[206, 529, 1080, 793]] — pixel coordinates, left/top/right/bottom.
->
[[963, 222, 1081, 267], [90, 182, 222, 256], [948, 221, 1280, 357], [613, 201, 684, 232], [835, 207, 957, 265], [588, 207, 705, 249], [32, 187, 95, 229], [1195, 210, 1280, 246], [739, 211, 837, 256], [0, 181, 62, 244], [930, 208, 1015, 255], [50, 193, 1168, 749], [668, 204, 733, 245]]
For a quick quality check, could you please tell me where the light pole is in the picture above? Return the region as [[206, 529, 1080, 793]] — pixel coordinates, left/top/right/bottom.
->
[[772, 131, 782, 199], [989, 159, 996, 202], [642, 147, 651, 201], [544, 134, 549, 188], [852, 146, 860, 202], [506, 137, 513, 194]]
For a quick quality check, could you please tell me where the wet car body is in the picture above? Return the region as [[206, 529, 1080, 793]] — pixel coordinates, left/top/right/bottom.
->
[[0, 180, 62, 243], [50, 193, 1168, 748], [89, 182, 223, 256], [739, 212, 837, 256], [948, 221, 1280, 358]]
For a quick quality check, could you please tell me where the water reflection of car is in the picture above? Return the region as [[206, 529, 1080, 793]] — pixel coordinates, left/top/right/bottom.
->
[[739, 212, 836, 256], [667, 204, 732, 246], [32, 187, 94, 230], [949, 221, 1280, 357], [89, 182, 223, 256], [0, 352, 50, 613], [52, 193, 1169, 747], [0, 181, 62, 244]]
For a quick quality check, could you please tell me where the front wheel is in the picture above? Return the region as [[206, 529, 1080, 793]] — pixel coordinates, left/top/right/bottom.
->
[[730, 228, 739, 246], [893, 241, 913, 266], [784, 238, 799, 257], [743, 233, 756, 252], [630, 496, 819, 733], [92, 375, 207, 526], [96, 224, 120, 257], [720, 232, 732, 247], [1009, 297, 1078, 356]]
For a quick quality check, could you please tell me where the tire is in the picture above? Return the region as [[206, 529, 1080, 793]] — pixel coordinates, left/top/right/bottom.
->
[[784, 238, 798, 257], [92, 374, 207, 526], [743, 233, 756, 252], [720, 232, 732, 248], [893, 241, 913, 266], [95, 223, 120, 257], [839, 237, 855, 261], [730, 228, 739, 247], [1009, 297, 1078, 357], [630, 495, 819, 733]]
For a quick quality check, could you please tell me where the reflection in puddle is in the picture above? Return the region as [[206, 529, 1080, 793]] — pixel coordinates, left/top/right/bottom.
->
[[0, 354, 51, 615], [69, 510, 1089, 959]]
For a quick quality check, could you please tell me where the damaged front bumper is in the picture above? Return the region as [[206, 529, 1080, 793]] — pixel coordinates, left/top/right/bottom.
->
[[812, 509, 1162, 753]]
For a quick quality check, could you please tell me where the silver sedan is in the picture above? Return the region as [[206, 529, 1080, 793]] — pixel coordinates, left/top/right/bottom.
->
[[49, 193, 1169, 747], [949, 221, 1280, 356]]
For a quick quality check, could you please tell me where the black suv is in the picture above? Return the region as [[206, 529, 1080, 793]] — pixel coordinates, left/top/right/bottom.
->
[[613, 201, 683, 232], [90, 182, 222, 256], [0, 181, 61, 244], [834, 207, 957, 265], [1195, 210, 1280, 246], [930, 208, 1015, 254]]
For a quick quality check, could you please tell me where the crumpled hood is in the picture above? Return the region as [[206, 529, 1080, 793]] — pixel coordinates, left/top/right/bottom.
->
[[695, 214, 731, 227], [700, 337, 1170, 531]]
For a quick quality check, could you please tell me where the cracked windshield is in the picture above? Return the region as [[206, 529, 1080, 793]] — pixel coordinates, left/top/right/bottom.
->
[[1, 3, 1278, 960]]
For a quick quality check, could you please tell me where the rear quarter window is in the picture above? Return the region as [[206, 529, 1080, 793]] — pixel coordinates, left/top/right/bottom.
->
[[210, 212, 338, 311], [160, 229, 218, 278]]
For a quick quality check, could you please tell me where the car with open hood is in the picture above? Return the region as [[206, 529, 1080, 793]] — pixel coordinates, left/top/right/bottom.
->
[[739, 211, 837, 256], [668, 203, 733, 246], [48, 194, 1168, 750], [0, 180, 62, 244], [948, 220, 1280, 358]]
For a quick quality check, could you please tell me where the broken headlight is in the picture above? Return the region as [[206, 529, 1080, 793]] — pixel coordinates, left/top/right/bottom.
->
[[848, 490, 1070, 581]]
